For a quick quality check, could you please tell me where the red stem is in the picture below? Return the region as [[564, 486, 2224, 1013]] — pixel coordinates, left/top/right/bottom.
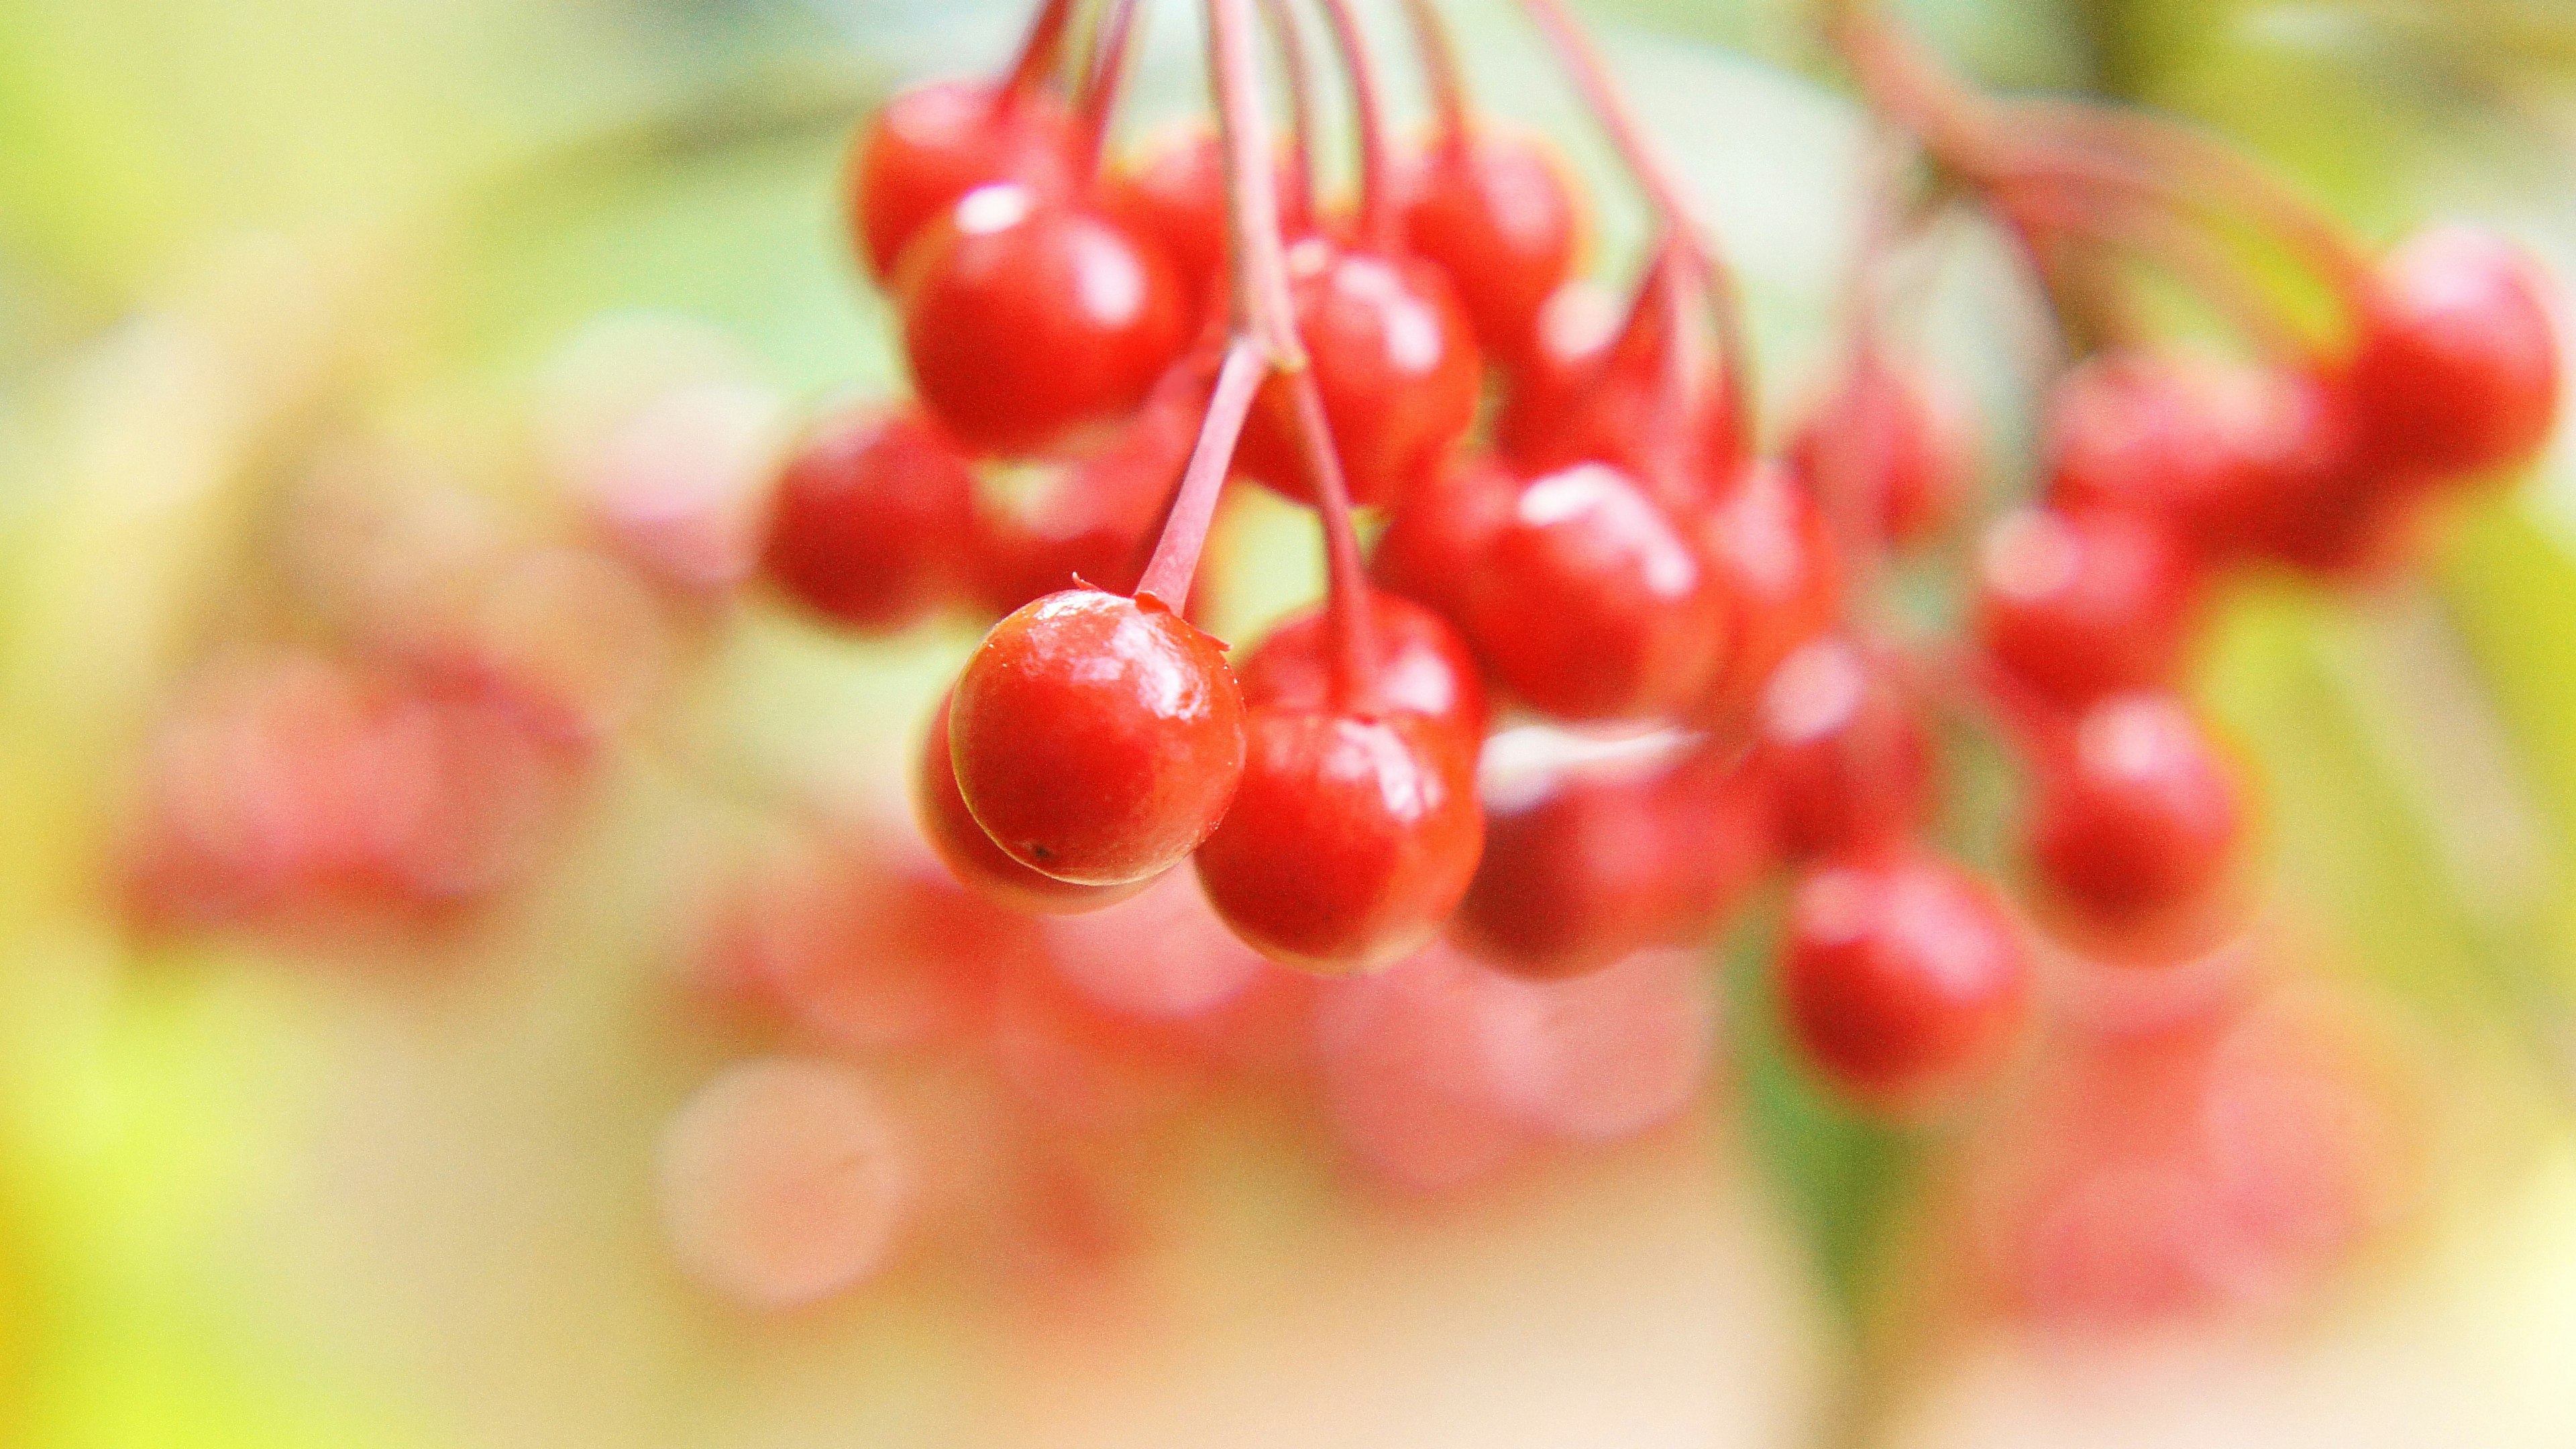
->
[[1000, 0, 1082, 101], [1260, 0, 1320, 231], [1999, 177, 2310, 361], [1136, 340, 1271, 607], [1073, 0, 1145, 180], [1515, 0, 1754, 461], [1287, 367, 1383, 714], [1396, 0, 1473, 150], [1209, 0, 1303, 361], [1313, 0, 1395, 252]]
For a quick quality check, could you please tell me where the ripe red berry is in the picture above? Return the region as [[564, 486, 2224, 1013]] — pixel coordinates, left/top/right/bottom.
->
[[2030, 693, 2243, 935], [2045, 353, 2352, 561], [1784, 353, 1972, 549], [1395, 129, 1582, 366], [1495, 268, 1737, 489], [848, 80, 1075, 282], [1370, 453, 1517, 625], [900, 184, 1189, 457], [1693, 460, 1843, 724], [1453, 739, 1766, 980], [2347, 225, 2560, 478], [915, 691, 1148, 914], [1098, 128, 1303, 322], [1781, 849, 2031, 1106], [1974, 504, 2200, 708], [949, 588, 1245, 886], [1231, 237, 1482, 508], [1236, 589, 1489, 746], [1749, 638, 1932, 859], [1458, 460, 1731, 721], [1193, 708, 1483, 974], [761, 406, 975, 632]]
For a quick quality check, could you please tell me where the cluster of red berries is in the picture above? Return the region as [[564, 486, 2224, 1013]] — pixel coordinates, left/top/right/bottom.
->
[[749, 0, 2561, 1126]]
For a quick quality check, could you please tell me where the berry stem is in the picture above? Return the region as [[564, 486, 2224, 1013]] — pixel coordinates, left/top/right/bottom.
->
[[1395, 0, 1473, 148], [2000, 177, 2310, 360], [1287, 362, 1384, 714], [1136, 339, 1272, 608], [1260, 0, 1320, 230], [1073, 0, 1146, 180], [1514, 0, 1753, 460], [1000, 0, 1083, 102], [1313, 0, 1395, 253], [1208, 0, 1304, 365]]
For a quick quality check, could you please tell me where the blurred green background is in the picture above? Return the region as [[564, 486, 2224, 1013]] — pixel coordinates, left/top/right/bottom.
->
[[6, 0, 2576, 1445]]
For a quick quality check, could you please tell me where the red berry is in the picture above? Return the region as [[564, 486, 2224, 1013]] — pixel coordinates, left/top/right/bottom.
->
[[949, 589, 1245, 885], [2045, 353, 2351, 561], [1232, 237, 1482, 508], [1974, 505, 2200, 708], [1395, 129, 1582, 366], [1693, 460, 1843, 724], [900, 185, 1188, 457], [1458, 461, 1731, 721], [1495, 268, 1737, 490], [1784, 353, 1973, 549], [1781, 849, 2031, 1106], [1750, 638, 1932, 859], [1099, 128, 1302, 322], [914, 690, 1148, 914], [848, 80, 1073, 282], [2348, 225, 2559, 478], [2030, 692, 2243, 934], [1454, 738, 1766, 980], [1193, 708, 1483, 974], [1236, 589, 1489, 746], [964, 373, 1201, 614], [1369, 453, 1517, 625], [761, 406, 975, 632]]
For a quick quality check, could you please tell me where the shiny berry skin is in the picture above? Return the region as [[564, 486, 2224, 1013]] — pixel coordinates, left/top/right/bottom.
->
[[1974, 505, 2200, 709], [1370, 454, 1517, 624], [1750, 638, 1932, 859], [848, 80, 1073, 282], [1237, 590, 1489, 746], [1784, 355, 1972, 549], [1395, 129, 1582, 366], [1693, 460, 1843, 724], [900, 185, 1189, 457], [2030, 693, 2243, 934], [2348, 225, 2560, 478], [2045, 353, 2352, 561], [949, 589, 1244, 885], [1781, 849, 2032, 1106], [915, 691, 1148, 914], [1459, 461, 1731, 722], [1495, 269, 1737, 490], [1454, 741, 1766, 981], [761, 406, 974, 631], [1193, 708, 1483, 975], [1232, 237, 1483, 508]]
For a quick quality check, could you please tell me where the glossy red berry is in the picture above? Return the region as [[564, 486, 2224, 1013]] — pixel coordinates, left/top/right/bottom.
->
[[1370, 453, 1517, 625], [1749, 638, 1932, 859], [1232, 237, 1482, 508], [1237, 589, 1489, 746], [1496, 267, 1737, 490], [1453, 740, 1766, 981], [1974, 505, 2200, 709], [1784, 354, 1973, 549], [761, 406, 975, 631], [2348, 225, 2560, 478], [1459, 461, 1731, 721], [2030, 693, 2243, 934], [949, 588, 1245, 886], [1395, 129, 1582, 366], [848, 80, 1074, 282], [900, 184, 1189, 457], [1195, 708, 1482, 974], [1693, 460, 1843, 724], [1781, 849, 2031, 1106], [915, 691, 1148, 914]]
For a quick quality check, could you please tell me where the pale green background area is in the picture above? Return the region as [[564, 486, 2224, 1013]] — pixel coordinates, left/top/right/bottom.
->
[[3, 1, 2576, 1446]]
